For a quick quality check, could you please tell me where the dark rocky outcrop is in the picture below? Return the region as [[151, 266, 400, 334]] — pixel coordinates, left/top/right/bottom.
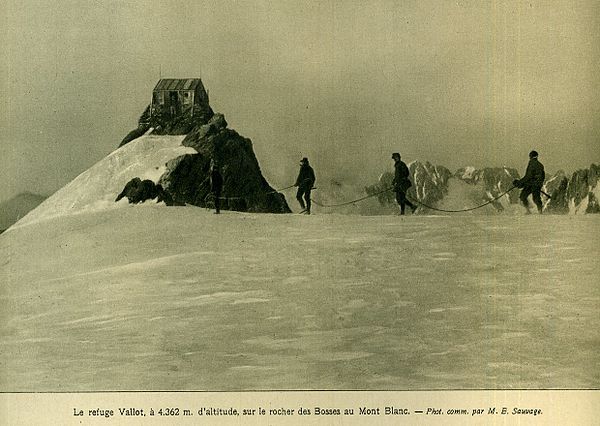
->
[[159, 114, 290, 213], [115, 80, 291, 214], [115, 178, 174, 205], [119, 102, 215, 148], [115, 108, 291, 214], [120, 126, 150, 148]]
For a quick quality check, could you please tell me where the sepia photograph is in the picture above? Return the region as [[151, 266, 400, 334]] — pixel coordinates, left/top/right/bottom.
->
[[1, 0, 598, 423]]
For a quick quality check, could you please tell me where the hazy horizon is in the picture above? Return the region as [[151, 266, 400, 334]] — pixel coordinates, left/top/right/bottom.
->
[[2, 0, 599, 202]]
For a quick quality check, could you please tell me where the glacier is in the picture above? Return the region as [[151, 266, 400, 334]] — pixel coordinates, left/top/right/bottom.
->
[[1, 205, 597, 391]]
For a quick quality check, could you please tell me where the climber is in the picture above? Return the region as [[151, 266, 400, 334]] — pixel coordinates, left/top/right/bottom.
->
[[294, 157, 316, 214], [513, 150, 545, 214], [210, 160, 223, 214], [391, 152, 417, 215]]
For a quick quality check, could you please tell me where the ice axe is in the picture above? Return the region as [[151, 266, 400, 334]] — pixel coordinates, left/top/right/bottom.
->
[[541, 190, 552, 199]]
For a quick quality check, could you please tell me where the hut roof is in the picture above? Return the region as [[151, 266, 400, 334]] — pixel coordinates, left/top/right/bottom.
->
[[153, 78, 205, 91]]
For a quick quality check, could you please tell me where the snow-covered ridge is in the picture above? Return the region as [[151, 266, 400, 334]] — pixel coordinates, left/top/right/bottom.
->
[[11, 134, 195, 229]]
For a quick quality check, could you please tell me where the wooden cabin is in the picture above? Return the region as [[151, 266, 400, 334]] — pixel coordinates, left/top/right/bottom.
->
[[151, 78, 209, 117]]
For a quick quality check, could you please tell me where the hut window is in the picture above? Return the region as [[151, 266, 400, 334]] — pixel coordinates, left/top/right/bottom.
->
[[183, 91, 192, 105]]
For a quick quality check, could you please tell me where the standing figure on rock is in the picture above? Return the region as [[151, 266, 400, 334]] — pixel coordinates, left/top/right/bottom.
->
[[294, 157, 316, 214], [210, 160, 223, 214], [513, 150, 545, 214], [391, 152, 417, 215]]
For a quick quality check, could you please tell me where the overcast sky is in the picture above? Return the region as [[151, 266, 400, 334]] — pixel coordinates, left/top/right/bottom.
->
[[1, 0, 599, 201]]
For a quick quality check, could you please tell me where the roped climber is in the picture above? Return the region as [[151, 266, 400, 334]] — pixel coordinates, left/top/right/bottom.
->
[[210, 159, 223, 214], [391, 152, 417, 215], [513, 150, 545, 214], [294, 157, 316, 214]]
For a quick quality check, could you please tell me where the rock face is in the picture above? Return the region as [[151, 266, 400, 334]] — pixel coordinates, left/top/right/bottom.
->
[[454, 166, 521, 210], [545, 164, 600, 214], [115, 84, 291, 214], [159, 114, 290, 213], [410, 162, 453, 209], [543, 170, 569, 213], [115, 178, 174, 206], [365, 161, 452, 212], [366, 162, 599, 214], [119, 102, 214, 148]]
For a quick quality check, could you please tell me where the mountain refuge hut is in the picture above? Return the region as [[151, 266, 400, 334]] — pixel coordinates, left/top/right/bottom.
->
[[150, 78, 210, 118]]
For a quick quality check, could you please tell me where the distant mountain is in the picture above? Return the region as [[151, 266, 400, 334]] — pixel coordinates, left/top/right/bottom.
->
[[365, 162, 518, 214], [365, 162, 600, 214], [545, 164, 600, 214], [0, 192, 47, 231]]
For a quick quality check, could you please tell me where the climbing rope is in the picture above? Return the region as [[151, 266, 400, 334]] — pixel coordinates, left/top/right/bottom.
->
[[310, 188, 392, 208], [212, 183, 296, 201], [406, 186, 517, 213], [311, 186, 517, 213], [209, 180, 518, 213], [273, 183, 297, 192]]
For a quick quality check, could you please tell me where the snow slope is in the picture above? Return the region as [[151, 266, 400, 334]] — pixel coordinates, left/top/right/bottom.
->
[[12, 134, 195, 228], [1, 206, 598, 391]]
